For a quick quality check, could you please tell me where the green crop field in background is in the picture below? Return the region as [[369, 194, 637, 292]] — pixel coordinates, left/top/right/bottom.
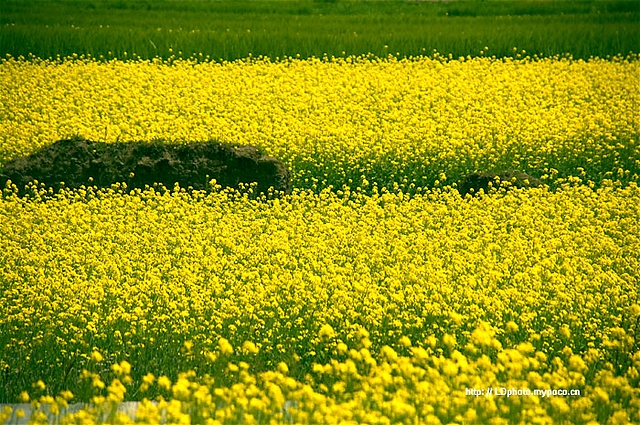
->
[[1, 0, 638, 61]]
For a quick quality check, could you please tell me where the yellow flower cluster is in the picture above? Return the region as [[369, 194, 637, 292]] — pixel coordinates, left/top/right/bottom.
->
[[0, 54, 638, 190], [1, 182, 639, 423]]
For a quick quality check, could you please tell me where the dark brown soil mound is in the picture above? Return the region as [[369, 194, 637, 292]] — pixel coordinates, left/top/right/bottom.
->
[[0, 138, 290, 195], [458, 171, 541, 197]]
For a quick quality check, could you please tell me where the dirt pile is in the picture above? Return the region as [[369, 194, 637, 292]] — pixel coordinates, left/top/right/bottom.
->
[[458, 171, 541, 197], [1, 138, 290, 195]]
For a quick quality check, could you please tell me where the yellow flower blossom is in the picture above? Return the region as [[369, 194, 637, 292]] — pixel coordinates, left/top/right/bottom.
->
[[218, 338, 234, 356], [90, 350, 103, 363]]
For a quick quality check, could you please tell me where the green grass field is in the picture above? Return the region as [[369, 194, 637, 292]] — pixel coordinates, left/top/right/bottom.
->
[[1, 0, 638, 61]]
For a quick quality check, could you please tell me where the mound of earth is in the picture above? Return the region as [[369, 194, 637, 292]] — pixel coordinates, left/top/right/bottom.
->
[[0, 138, 290, 195], [458, 171, 541, 197]]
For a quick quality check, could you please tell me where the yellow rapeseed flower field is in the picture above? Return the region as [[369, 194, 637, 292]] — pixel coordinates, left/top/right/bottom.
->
[[0, 54, 638, 424], [1, 54, 638, 189]]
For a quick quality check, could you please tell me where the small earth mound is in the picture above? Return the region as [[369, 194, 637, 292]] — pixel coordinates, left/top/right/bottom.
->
[[458, 171, 541, 197], [0, 138, 290, 195]]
